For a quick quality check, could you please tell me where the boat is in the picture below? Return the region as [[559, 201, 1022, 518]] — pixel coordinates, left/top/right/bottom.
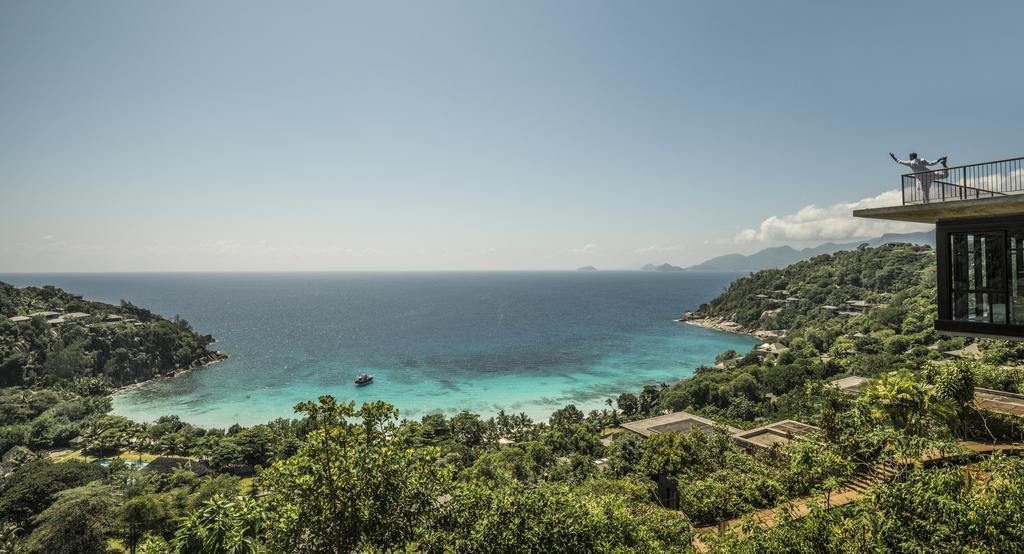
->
[[354, 373, 374, 386]]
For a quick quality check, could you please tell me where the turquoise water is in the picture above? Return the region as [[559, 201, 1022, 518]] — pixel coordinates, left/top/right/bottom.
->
[[1, 272, 756, 427]]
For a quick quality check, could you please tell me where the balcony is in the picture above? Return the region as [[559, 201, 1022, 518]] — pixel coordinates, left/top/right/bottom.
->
[[854, 157, 1024, 224]]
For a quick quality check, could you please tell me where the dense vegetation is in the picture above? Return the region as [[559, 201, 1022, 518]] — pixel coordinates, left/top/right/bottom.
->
[[1, 283, 220, 389], [2, 246, 1024, 553], [0, 283, 223, 458]]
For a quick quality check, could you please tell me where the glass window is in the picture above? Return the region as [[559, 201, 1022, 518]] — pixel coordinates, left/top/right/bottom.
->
[[1010, 233, 1024, 325], [949, 232, 1007, 324]]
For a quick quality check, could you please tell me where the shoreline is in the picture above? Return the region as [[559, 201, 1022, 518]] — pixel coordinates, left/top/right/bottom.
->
[[109, 350, 228, 397], [676, 313, 783, 342], [676, 311, 753, 336]]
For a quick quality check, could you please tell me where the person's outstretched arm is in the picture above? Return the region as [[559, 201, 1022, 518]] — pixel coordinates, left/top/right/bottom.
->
[[890, 153, 912, 167]]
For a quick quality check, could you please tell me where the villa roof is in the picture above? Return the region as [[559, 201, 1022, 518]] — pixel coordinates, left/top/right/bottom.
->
[[945, 343, 983, 360], [974, 388, 1024, 418], [63, 312, 90, 319], [7, 316, 31, 322], [29, 311, 61, 317], [620, 411, 741, 438], [828, 375, 872, 395], [105, 314, 124, 321], [731, 420, 820, 451], [756, 342, 789, 354]]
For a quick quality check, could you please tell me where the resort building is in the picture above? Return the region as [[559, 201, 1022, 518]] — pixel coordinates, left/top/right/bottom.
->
[[854, 156, 1024, 340], [844, 300, 872, 313], [619, 411, 741, 439], [619, 412, 819, 506], [755, 342, 789, 355], [828, 375, 873, 395], [731, 420, 820, 452], [943, 343, 984, 360]]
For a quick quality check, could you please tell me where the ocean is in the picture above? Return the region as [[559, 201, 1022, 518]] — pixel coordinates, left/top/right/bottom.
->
[[0, 271, 756, 427]]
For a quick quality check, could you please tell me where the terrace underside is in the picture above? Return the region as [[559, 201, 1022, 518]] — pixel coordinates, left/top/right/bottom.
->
[[853, 194, 1024, 224]]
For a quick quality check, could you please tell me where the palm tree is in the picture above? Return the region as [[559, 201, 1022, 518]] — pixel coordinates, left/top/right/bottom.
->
[[861, 369, 952, 436]]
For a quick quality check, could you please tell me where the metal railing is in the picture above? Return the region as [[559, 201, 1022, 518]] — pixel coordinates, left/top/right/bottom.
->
[[902, 157, 1024, 205]]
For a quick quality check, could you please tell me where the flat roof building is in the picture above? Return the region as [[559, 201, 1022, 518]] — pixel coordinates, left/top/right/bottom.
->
[[828, 375, 873, 395], [732, 420, 820, 451], [855, 156, 1024, 340], [620, 410, 741, 438]]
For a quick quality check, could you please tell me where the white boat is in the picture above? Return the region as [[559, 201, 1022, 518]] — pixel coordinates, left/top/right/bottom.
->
[[354, 373, 374, 386]]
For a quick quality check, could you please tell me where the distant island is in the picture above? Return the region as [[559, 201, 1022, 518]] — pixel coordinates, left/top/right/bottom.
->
[[577, 265, 598, 271], [640, 262, 684, 271]]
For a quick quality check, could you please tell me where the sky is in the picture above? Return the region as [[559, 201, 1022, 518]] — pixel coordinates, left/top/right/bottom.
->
[[1, 0, 1022, 271]]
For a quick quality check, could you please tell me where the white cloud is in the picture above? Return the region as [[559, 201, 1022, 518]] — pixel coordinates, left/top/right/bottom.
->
[[570, 243, 598, 255], [633, 244, 684, 254], [734, 189, 932, 243]]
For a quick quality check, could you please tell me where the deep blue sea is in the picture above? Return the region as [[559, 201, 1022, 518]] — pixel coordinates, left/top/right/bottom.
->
[[0, 272, 756, 427]]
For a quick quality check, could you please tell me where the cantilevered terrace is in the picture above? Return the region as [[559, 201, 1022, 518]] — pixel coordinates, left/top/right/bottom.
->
[[855, 156, 1024, 340]]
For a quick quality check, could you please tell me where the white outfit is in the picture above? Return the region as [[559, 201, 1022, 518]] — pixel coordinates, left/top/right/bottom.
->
[[894, 156, 948, 203]]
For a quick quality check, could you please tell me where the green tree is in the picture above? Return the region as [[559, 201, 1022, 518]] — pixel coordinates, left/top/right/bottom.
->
[[616, 392, 639, 417], [22, 481, 114, 554], [933, 360, 976, 437], [426, 481, 693, 553], [119, 494, 171, 554], [860, 369, 951, 435], [258, 397, 452, 552], [173, 496, 266, 554], [0, 459, 105, 528]]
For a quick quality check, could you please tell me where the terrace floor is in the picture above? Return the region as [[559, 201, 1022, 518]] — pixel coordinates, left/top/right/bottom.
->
[[974, 388, 1024, 417]]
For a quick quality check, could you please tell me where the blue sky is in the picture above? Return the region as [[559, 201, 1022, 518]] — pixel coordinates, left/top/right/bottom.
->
[[1, 1, 1021, 271]]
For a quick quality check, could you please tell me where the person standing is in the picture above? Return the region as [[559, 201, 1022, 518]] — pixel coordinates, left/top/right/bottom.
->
[[890, 152, 948, 203]]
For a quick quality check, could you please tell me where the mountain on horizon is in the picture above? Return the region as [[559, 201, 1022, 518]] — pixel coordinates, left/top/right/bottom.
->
[[640, 262, 684, 271], [686, 230, 935, 272]]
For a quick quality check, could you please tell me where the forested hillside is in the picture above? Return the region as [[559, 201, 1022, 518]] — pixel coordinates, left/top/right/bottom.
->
[[1, 282, 222, 389], [2, 249, 1024, 553], [670, 244, 1024, 425]]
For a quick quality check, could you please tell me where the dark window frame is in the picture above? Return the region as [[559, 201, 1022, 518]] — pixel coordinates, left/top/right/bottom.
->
[[936, 215, 1024, 339]]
